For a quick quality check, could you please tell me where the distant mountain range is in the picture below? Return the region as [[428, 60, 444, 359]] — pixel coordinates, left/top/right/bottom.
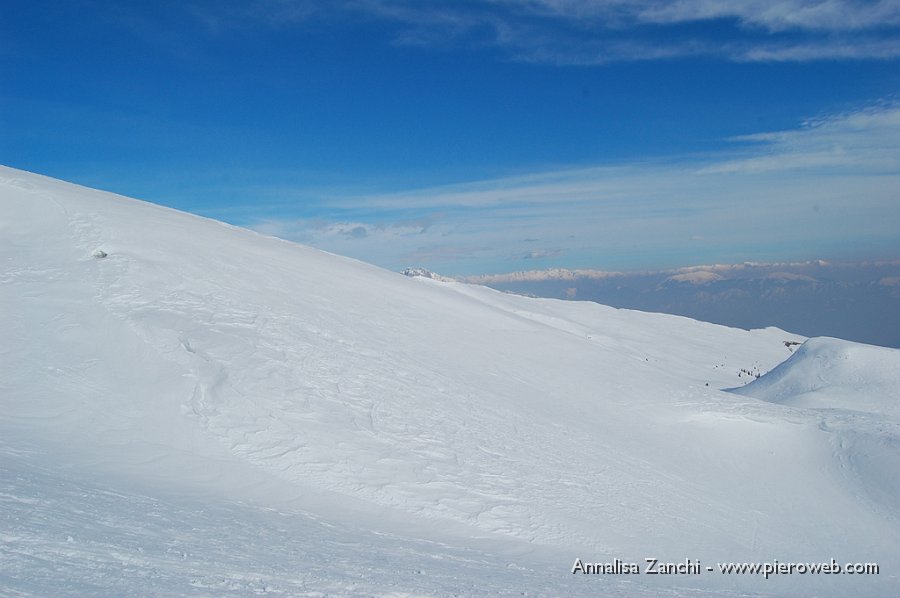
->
[[454, 261, 900, 349]]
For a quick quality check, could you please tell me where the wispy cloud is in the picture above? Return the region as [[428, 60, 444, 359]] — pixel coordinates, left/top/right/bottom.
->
[[523, 248, 564, 260], [701, 101, 900, 173], [191, 0, 900, 63], [631, 0, 900, 31], [735, 38, 900, 61], [247, 103, 900, 275]]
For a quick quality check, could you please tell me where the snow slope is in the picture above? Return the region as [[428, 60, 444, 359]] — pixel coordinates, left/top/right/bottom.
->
[[2, 165, 898, 596]]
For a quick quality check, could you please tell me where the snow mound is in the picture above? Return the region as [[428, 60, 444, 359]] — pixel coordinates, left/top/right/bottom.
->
[[732, 337, 900, 419]]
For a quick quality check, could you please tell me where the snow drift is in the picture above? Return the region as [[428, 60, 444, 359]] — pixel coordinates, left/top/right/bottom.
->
[[2, 165, 899, 596], [733, 337, 900, 418]]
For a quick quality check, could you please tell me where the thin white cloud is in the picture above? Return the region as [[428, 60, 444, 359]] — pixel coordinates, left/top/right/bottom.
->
[[701, 102, 900, 173], [187, 0, 900, 63], [523, 248, 563, 260], [255, 216, 434, 243], [736, 38, 900, 61], [632, 0, 900, 31], [483, 0, 900, 31], [249, 104, 900, 274], [496, 0, 900, 63], [330, 104, 900, 211]]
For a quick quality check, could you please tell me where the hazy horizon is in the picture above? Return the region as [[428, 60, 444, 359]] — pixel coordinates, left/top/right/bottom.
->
[[453, 258, 900, 349]]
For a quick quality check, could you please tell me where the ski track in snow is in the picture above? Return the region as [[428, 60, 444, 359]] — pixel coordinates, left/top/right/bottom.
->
[[2, 166, 900, 596]]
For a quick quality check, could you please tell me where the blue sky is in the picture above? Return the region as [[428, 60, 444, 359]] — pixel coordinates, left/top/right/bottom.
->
[[2, 1, 899, 275]]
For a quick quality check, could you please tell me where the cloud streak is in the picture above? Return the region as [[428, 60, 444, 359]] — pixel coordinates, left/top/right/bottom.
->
[[247, 103, 900, 275], [630, 0, 900, 31], [191, 0, 900, 63]]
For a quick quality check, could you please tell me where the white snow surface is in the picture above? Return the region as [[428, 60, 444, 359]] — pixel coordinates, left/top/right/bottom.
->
[[2, 165, 898, 596]]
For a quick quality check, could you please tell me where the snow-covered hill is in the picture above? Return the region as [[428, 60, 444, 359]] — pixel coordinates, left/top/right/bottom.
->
[[2, 166, 898, 596], [733, 336, 900, 418]]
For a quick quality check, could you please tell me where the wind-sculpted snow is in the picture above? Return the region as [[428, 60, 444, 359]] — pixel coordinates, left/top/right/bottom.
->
[[733, 337, 900, 418], [2, 165, 899, 596]]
